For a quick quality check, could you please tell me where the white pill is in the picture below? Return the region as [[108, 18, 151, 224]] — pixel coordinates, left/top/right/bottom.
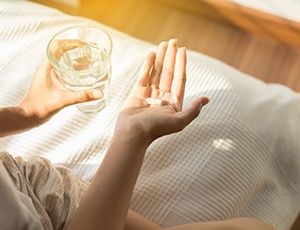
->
[[146, 97, 163, 106]]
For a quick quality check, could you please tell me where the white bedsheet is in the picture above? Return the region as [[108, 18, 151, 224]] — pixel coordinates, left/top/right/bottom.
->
[[0, 1, 299, 229]]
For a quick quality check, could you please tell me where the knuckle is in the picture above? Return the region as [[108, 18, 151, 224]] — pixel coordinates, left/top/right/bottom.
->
[[162, 68, 173, 77], [77, 91, 87, 103]]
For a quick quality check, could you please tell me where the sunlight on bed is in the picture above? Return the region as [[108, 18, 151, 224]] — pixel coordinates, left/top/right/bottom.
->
[[213, 138, 235, 152]]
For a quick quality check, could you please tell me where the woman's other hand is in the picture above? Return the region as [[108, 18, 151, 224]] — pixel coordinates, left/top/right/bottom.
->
[[115, 39, 209, 144]]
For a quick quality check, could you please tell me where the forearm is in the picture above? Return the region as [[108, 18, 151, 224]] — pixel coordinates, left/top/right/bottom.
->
[[0, 106, 40, 138], [66, 129, 152, 230], [125, 210, 162, 230], [165, 218, 276, 230]]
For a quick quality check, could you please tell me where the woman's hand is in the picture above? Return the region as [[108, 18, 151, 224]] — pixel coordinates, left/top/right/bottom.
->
[[0, 40, 103, 137], [115, 39, 209, 144], [18, 44, 103, 125]]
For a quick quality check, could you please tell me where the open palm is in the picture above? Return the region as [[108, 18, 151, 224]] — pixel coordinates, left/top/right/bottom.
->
[[123, 39, 185, 110], [116, 39, 208, 142]]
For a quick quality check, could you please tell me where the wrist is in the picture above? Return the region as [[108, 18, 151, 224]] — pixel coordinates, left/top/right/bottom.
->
[[0, 105, 41, 137], [17, 98, 50, 125], [113, 125, 153, 150], [17, 102, 49, 133]]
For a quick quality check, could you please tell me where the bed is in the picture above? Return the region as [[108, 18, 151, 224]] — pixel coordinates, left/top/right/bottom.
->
[[0, 1, 299, 229]]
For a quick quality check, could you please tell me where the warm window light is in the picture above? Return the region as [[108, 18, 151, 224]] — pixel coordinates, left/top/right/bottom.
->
[[51, 0, 80, 8]]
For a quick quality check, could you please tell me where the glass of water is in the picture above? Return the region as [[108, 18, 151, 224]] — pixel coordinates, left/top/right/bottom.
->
[[47, 25, 113, 113]]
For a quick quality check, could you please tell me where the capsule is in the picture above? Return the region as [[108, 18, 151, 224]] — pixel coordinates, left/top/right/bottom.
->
[[146, 97, 163, 106]]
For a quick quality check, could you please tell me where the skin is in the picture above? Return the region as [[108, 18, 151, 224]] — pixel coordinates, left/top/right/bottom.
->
[[0, 39, 275, 230], [0, 60, 102, 138]]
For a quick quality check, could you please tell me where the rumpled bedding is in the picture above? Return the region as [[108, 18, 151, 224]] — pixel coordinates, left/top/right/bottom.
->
[[0, 1, 299, 229]]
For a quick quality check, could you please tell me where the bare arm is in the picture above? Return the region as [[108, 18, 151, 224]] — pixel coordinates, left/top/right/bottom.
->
[[66, 128, 153, 229], [125, 214, 276, 230], [66, 39, 276, 230], [66, 40, 208, 230], [0, 106, 36, 138], [0, 59, 102, 138], [165, 218, 276, 230], [1, 39, 274, 230], [125, 210, 162, 230]]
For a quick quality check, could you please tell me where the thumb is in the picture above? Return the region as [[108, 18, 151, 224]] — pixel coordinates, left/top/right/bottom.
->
[[66, 89, 103, 106], [176, 96, 209, 127]]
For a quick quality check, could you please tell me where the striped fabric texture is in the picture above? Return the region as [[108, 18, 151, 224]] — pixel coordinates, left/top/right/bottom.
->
[[0, 152, 89, 230], [0, 1, 299, 229]]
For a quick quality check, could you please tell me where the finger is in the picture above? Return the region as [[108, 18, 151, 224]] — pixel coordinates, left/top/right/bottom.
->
[[48, 39, 86, 62], [175, 97, 209, 129], [159, 39, 178, 92], [149, 41, 168, 88], [37, 60, 57, 84], [41, 58, 53, 68], [171, 47, 187, 110], [37, 59, 53, 74], [136, 52, 156, 87], [65, 89, 103, 106]]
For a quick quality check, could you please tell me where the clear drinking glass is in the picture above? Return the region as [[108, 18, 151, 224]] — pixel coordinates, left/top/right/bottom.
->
[[47, 25, 113, 113]]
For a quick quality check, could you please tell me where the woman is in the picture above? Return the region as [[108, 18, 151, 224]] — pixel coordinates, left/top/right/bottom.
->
[[0, 39, 275, 230]]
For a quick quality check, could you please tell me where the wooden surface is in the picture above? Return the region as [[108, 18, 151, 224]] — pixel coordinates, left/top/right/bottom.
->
[[31, 0, 300, 228], [31, 0, 300, 92], [155, 0, 300, 49]]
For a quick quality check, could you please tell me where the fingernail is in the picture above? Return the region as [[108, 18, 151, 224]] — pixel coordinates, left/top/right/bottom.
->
[[92, 90, 103, 99], [202, 97, 210, 106], [169, 38, 178, 44]]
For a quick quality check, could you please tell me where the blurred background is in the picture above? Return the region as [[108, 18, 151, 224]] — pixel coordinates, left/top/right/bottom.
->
[[30, 0, 300, 228], [30, 0, 300, 92]]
